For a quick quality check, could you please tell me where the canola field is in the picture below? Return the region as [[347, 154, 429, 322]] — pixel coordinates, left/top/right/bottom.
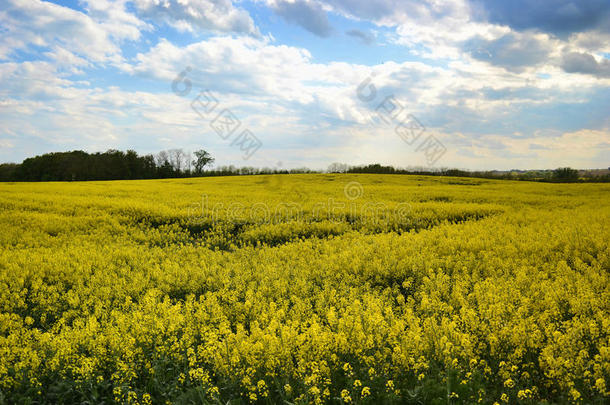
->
[[0, 174, 609, 404]]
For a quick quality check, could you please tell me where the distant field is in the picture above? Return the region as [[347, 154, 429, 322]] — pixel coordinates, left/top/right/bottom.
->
[[0, 175, 609, 404]]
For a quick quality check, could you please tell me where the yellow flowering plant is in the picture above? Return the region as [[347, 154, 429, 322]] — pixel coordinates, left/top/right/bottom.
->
[[0, 174, 608, 404]]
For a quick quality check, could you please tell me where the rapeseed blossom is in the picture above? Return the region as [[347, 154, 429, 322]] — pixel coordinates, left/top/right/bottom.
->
[[0, 174, 608, 403]]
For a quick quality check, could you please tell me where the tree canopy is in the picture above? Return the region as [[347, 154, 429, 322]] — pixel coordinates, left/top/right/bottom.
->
[[0, 149, 212, 181]]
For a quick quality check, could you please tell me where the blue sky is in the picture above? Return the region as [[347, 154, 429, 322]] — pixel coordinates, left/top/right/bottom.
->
[[0, 0, 608, 170]]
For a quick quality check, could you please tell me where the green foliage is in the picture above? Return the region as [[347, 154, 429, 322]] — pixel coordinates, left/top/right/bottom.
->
[[3, 149, 212, 181], [193, 150, 215, 175], [552, 167, 580, 182]]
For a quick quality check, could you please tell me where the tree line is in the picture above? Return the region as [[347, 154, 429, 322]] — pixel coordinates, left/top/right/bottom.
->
[[0, 149, 214, 181], [327, 163, 610, 183], [0, 150, 607, 183]]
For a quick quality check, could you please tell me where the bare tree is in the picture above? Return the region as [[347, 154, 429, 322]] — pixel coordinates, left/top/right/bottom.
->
[[328, 162, 350, 173], [168, 149, 188, 172], [184, 151, 192, 173], [155, 150, 170, 167]]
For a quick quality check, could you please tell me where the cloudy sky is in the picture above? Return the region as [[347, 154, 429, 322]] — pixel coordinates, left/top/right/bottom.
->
[[0, 0, 609, 170]]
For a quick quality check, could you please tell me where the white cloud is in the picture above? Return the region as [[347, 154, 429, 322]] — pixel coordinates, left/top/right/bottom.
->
[[466, 129, 610, 169], [0, 0, 143, 63], [266, 0, 332, 37], [131, 0, 259, 35], [0, 0, 608, 169], [0, 139, 15, 149], [83, 0, 150, 41], [106, 33, 610, 141], [1, 52, 608, 169], [561, 52, 610, 78]]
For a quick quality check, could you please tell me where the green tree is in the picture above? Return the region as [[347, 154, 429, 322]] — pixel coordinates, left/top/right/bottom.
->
[[193, 150, 214, 175], [552, 167, 579, 182]]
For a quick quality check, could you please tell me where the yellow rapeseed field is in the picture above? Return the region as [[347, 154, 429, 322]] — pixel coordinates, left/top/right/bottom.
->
[[0, 174, 609, 404]]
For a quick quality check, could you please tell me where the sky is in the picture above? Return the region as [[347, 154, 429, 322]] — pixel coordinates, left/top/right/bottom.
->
[[0, 0, 609, 170]]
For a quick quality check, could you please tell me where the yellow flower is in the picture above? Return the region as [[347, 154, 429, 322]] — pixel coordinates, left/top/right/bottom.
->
[[3, 174, 609, 404], [340, 389, 352, 403], [386, 380, 395, 391], [570, 388, 581, 401], [595, 378, 606, 393], [257, 380, 268, 398], [517, 389, 532, 400], [127, 391, 137, 404]]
